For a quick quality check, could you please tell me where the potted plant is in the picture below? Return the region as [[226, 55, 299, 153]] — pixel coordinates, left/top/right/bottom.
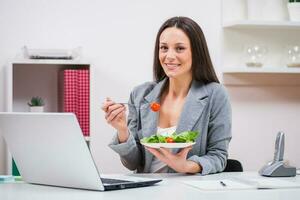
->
[[28, 96, 45, 112], [288, 0, 300, 21]]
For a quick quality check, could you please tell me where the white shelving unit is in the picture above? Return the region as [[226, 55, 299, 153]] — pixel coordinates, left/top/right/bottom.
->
[[221, 1, 300, 85], [5, 58, 93, 174]]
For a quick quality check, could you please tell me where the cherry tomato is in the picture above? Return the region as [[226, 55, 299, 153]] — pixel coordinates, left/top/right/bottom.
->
[[150, 102, 160, 112], [166, 137, 174, 143]]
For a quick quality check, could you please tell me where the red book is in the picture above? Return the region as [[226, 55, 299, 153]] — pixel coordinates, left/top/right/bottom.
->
[[77, 69, 90, 136], [63, 69, 90, 136], [63, 70, 78, 113]]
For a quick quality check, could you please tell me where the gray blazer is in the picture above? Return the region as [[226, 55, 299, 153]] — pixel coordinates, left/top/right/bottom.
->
[[109, 79, 232, 175]]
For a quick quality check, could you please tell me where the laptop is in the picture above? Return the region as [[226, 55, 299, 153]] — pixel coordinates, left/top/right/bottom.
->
[[0, 112, 161, 191]]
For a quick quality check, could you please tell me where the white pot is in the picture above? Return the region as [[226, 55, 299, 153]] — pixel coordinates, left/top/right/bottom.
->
[[247, 0, 266, 20], [288, 3, 300, 21], [223, 0, 247, 22], [247, 0, 288, 21], [262, 0, 288, 21], [29, 106, 44, 112]]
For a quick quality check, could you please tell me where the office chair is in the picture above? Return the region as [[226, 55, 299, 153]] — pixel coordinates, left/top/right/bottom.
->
[[223, 159, 243, 172]]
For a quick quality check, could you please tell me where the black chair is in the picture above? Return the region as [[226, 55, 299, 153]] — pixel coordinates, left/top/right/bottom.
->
[[223, 159, 243, 172]]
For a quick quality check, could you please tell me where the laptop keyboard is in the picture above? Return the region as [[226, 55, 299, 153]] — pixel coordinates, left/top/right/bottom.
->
[[101, 178, 133, 184]]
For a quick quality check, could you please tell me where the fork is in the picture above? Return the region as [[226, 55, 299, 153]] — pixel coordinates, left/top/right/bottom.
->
[[115, 102, 136, 107]]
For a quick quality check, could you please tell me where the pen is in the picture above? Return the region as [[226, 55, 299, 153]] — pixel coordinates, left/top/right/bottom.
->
[[220, 181, 226, 187]]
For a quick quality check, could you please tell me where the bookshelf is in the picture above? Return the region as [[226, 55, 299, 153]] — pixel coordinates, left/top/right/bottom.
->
[[5, 59, 92, 175], [221, 1, 300, 85]]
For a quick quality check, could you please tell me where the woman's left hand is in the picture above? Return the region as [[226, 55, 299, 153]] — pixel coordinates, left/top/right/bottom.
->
[[146, 146, 202, 173]]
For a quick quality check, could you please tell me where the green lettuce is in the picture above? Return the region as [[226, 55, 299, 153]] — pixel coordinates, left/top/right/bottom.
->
[[140, 131, 199, 143]]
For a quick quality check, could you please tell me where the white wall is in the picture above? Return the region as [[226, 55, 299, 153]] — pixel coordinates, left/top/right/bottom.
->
[[0, 0, 299, 174], [227, 86, 300, 170]]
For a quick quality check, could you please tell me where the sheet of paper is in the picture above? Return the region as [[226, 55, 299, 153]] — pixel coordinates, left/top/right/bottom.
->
[[182, 178, 300, 191], [182, 179, 256, 191]]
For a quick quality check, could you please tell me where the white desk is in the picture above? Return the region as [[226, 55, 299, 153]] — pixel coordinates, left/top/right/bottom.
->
[[1, 172, 300, 200]]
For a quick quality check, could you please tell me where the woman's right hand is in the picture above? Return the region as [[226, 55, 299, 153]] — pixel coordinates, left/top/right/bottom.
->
[[101, 98, 129, 143]]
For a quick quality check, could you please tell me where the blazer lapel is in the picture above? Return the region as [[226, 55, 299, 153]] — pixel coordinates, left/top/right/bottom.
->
[[140, 79, 166, 138], [173, 80, 209, 153], [140, 79, 166, 172]]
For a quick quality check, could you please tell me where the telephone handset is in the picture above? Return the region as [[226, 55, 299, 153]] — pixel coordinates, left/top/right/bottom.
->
[[259, 131, 296, 177], [273, 131, 284, 163]]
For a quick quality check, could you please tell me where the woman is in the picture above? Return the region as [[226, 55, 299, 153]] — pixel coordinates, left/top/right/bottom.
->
[[102, 16, 231, 175]]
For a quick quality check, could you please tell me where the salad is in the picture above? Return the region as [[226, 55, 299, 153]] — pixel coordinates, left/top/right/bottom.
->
[[140, 131, 199, 143]]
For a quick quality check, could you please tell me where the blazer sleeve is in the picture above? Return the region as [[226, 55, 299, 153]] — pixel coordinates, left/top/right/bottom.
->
[[188, 85, 232, 175], [108, 90, 144, 171]]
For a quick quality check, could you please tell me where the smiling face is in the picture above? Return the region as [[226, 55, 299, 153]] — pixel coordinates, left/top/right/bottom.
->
[[159, 27, 192, 80]]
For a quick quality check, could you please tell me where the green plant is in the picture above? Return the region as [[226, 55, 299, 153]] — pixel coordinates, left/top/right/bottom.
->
[[27, 96, 45, 107], [289, 0, 300, 3]]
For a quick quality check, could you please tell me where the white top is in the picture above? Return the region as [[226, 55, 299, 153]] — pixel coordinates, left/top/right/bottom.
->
[[149, 126, 177, 173]]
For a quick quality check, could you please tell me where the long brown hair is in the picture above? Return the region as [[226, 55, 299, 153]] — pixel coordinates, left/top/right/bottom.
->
[[153, 16, 219, 84]]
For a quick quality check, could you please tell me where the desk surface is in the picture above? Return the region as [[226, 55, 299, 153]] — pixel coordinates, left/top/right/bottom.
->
[[1, 172, 300, 200]]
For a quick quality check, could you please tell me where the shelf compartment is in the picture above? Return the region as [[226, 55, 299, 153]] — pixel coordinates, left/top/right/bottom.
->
[[6, 61, 92, 175]]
